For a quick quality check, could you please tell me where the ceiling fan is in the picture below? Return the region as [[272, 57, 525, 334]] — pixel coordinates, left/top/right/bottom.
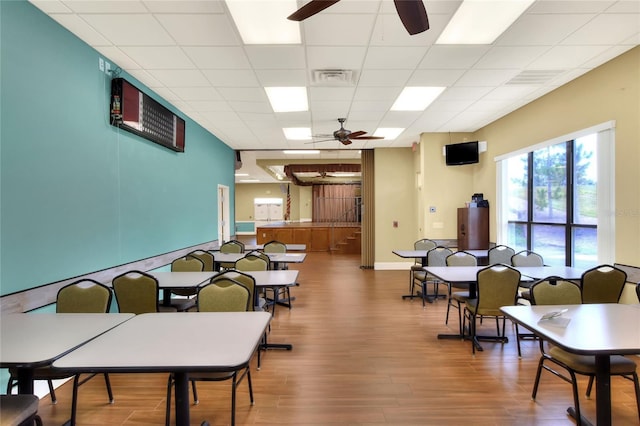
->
[[287, 0, 429, 35], [308, 118, 384, 146]]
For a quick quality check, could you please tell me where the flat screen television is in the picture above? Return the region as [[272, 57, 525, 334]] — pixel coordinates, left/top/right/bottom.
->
[[445, 141, 479, 166]]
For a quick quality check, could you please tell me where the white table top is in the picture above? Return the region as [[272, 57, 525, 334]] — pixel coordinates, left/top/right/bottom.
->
[[147, 271, 217, 289], [1, 313, 134, 367], [425, 265, 583, 284], [423, 266, 487, 283], [53, 312, 272, 372], [233, 270, 299, 288], [501, 304, 640, 355], [210, 244, 306, 252], [212, 252, 306, 264], [146, 270, 298, 289], [514, 266, 586, 280], [393, 249, 489, 260]]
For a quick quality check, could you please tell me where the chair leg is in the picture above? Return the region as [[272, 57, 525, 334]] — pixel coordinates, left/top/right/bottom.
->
[[103, 373, 114, 403], [568, 370, 582, 425], [192, 380, 199, 405], [531, 356, 546, 400], [586, 376, 594, 397], [515, 324, 522, 358], [47, 380, 57, 404], [632, 373, 640, 422]]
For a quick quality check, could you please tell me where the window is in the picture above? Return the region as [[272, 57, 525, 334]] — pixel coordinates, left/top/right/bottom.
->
[[497, 122, 615, 267]]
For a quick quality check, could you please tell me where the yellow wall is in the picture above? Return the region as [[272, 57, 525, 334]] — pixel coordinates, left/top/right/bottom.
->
[[374, 46, 639, 266], [474, 46, 639, 265], [374, 148, 417, 261], [235, 183, 299, 222]]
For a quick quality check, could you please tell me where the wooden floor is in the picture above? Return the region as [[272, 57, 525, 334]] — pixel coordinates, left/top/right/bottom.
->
[[36, 252, 639, 425]]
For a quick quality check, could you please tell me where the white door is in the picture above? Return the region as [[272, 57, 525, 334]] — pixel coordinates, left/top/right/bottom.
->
[[218, 185, 230, 242]]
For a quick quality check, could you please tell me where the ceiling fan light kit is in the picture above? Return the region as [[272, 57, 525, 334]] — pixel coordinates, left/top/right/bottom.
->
[[307, 118, 384, 146]]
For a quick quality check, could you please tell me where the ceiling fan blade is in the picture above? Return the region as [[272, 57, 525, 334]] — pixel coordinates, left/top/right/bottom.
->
[[287, 0, 341, 21], [348, 130, 366, 138], [304, 138, 336, 144], [351, 136, 384, 140], [342, 139, 353, 145], [393, 0, 429, 35]]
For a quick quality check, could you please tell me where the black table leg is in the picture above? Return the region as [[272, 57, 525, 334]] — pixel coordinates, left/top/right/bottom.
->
[[17, 368, 34, 395], [173, 372, 190, 426]]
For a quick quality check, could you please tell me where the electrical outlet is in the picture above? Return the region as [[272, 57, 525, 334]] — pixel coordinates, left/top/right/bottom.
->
[[105, 61, 111, 75], [99, 57, 104, 72]]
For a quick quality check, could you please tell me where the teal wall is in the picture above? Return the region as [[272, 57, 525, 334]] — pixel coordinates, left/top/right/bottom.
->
[[0, 1, 235, 295]]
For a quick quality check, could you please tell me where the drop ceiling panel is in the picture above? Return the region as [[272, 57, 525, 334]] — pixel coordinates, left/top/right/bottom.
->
[[473, 46, 550, 69], [154, 14, 240, 46], [419, 45, 491, 69], [363, 46, 429, 69], [455, 69, 522, 87], [146, 69, 210, 86], [119, 46, 195, 69], [496, 14, 596, 45], [245, 46, 307, 69], [48, 15, 111, 46], [407, 69, 466, 86], [183, 46, 251, 69], [80, 14, 175, 46], [172, 87, 223, 101], [255, 69, 308, 87], [561, 14, 640, 45], [202, 69, 260, 87], [303, 14, 377, 46], [306, 46, 368, 71], [529, 45, 616, 68], [142, 0, 225, 14], [358, 69, 412, 86]]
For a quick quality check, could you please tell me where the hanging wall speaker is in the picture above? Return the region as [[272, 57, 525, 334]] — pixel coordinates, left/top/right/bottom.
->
[[235, 151, 242, 170]]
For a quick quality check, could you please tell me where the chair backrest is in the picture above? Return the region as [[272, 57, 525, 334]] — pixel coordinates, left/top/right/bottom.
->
[[476, 265, 521, 312], [511, 250, 544, 267], [446, 251, 478, 267], [427, 246, 453, 267], [56, 279, 112, 313], [263, 240, 287, 253], [220, 240, 245, 254], [235, 255, 269, 271], [197, 278, 250, 312], [529, 276, 582, 305], [210, 269, 258, 311], [580, 264, 627, 304], [488, 245, 515, 265], [112, 271, 160, 314], [187, 250, 215, 271], [171, 256, 204, 272], [414, 239, 437, 251]]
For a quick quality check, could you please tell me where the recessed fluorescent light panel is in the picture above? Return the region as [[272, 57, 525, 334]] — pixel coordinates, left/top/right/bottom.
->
[[234, 173, 249, 177], [283, 128, 312, 140], [239, 179, 260, 183], [225, 0, 301, 44], [374, 128, 404, 140], [436, 0, 534, 44], [283, 150, 320, 155], [265, 87, 308, 112], [391, 87, 446, 111]]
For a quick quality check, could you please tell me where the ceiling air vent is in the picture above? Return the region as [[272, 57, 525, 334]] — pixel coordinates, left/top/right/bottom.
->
[[506, 70, 566, 85], [311, 69, 356, 86]]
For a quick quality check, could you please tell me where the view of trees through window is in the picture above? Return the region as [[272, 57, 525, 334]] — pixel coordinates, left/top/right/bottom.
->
[[505, 134, 597, 267]]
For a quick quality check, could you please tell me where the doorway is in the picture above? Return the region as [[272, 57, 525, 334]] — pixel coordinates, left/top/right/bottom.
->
[[218, 184, 230, 242]]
